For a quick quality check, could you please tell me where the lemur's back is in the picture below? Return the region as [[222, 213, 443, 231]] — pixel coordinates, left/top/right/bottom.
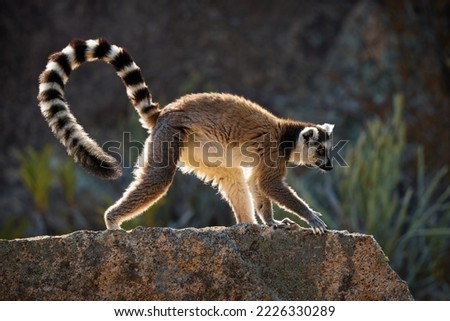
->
[[161, 92, 281, 143]]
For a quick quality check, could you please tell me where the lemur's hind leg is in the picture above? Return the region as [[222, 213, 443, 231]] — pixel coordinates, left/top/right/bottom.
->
[[104, 126, 180, 230], [193, 166, 256, 224], [247, 178, 274, 224]]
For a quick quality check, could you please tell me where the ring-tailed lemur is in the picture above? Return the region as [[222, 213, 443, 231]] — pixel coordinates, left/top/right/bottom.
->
[[38, 39, 334, 233]]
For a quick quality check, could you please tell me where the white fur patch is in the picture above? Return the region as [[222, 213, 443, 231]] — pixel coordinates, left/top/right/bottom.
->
[[61, 45, 77, 68], [117, 62, 139, 78], [39, 81, 64, 94], [85, 39, 100, 60], [318, 123, 335, 133], [44, 62, 69, 82], [85, 39, 99, 49], [107, 45, 122, 61], [39, 99, 65, 113], [135, 98, 152, 111], [300, 127, 319, 141], [127, 83, 148, 98], [61, 45, 75, 61]]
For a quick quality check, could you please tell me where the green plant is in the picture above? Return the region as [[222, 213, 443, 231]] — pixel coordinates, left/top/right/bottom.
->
[[0, 217, 29, 240], [332, 94, 407, 238], [15, 146, 53, 215], [56, 158, 76, 207], [296, 94, 450, 299], [392, 148, 450, 299], [15, 145, 53, 232]]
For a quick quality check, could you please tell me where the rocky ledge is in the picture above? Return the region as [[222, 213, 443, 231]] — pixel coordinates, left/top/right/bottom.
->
[[0, 225, 412, 300]]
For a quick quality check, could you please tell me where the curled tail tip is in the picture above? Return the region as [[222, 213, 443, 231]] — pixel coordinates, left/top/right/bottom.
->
[[80, 156, 123, 180], [97, 161, 123, 180], [71, 143, 122, 180]]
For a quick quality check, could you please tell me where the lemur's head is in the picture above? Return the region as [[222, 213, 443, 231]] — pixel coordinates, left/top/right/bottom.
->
[[289, 123, 334, 171]]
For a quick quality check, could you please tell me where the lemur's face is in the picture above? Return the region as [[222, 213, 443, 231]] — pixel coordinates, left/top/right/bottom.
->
[[289, 123, 334, 171]]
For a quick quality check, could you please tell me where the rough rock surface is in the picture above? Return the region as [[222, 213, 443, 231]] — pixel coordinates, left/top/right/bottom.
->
[[0, 225, 412, 300]]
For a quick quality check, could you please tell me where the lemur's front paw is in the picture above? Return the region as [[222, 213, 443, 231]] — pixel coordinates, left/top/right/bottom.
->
[[307, 211, 327, 234], [267, 218, 299, 230]]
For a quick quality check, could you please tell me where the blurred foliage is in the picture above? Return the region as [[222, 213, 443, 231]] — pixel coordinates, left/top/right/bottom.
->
[[296, 94, 450, 300], [93, 194, 116, 227], [0, 217, 29, 240], [7, 145, 87, 236], [57, 158, 76, 207], [330, 94, 408, 234], [15, 146, 53, 216]]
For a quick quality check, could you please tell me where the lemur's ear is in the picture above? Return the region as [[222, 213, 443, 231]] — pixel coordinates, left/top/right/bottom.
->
[[318, 123, 335, 134], [300, 127, 318, 142]]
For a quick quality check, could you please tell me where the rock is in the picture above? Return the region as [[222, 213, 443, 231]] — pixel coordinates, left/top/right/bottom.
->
[[0, 225, 412, 300]]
